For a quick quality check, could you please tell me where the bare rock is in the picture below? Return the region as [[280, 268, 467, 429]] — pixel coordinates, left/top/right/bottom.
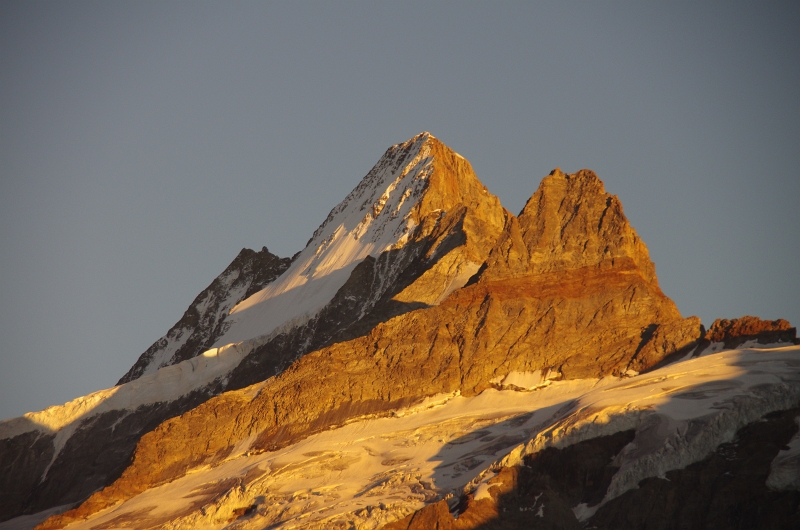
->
[[705, 315, 797, 349], [481, 168, 657, 284], [626, 316, 705, 374]]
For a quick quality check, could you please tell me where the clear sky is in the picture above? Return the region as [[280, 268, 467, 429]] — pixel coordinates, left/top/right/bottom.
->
[[1, 2, 798, 421]]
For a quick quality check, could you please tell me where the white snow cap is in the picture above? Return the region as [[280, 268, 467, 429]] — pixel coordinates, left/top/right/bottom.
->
[[212, 132, 437, 347]]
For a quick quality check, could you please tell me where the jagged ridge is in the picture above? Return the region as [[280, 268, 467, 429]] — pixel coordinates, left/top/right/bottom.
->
[[119, 247, 292, 384]]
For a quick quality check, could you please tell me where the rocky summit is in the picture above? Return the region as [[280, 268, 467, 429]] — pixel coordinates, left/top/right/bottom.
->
[[1, 133, 798, 530]]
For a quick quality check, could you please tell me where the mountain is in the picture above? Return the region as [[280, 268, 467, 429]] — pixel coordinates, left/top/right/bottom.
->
[[1, 133, 797, 530]]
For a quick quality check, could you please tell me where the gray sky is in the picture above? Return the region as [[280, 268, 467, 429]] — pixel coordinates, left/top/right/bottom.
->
[[1, 2, 798, 421]]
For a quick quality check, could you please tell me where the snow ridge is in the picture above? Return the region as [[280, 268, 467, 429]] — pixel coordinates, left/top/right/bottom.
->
[[212, 133, 436, 347], [0, 339, 261, 468], [142, 268, 248, 375]]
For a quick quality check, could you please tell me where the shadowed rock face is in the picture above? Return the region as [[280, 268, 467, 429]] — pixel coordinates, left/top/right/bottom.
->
[[382, 408, 800, 530], [383, 431, 637, 530], [0, 430, 55, 521], [36, 135, 709, 529], [588, 407, 800, 530]]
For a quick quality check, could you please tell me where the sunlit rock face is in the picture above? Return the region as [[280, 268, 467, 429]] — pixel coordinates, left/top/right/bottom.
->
[[1, 133, 797, 530], [703, 315, 798, 349]]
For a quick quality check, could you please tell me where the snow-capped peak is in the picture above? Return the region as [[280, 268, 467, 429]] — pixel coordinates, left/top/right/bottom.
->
[[212, 132, 437, 347]]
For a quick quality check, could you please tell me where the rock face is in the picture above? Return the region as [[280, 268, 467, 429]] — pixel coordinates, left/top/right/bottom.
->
[[703, 315, 797, 349], [480, 168, 656, 283], [35, 136, 710, 529], [473, 167, 702, 378]]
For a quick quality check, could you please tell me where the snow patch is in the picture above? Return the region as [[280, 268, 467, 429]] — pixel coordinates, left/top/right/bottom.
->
[[491, 370, 559, 390], [572, 502, 599, 521], [473, 476, 501, 501]]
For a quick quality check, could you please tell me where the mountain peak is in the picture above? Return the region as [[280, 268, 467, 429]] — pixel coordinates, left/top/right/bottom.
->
[[481, 167, 658, 287], [211, 133, 504, 347]]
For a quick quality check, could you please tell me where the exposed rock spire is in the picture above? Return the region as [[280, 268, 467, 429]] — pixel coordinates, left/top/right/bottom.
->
[[481, 168, 657, 286]]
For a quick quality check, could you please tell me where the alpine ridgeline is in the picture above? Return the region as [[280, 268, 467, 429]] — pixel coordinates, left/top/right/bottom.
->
[[2, 133, 798, 530]]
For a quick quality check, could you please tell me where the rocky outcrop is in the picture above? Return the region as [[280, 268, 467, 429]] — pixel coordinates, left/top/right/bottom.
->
[[703, 315, 797, 349], [479, 168, 656, 284], [39, 158, 705, 529], [474, 167, 702, 378], [118, 246, 292, 384]]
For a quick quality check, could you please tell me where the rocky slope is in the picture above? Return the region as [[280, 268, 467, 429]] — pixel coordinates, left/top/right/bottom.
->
[[0, 133, 797, 530]]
